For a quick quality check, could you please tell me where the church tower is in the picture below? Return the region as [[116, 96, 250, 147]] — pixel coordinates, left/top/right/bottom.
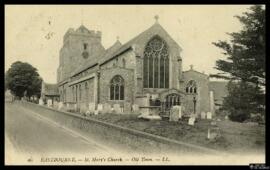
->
[[57, 25, 105, 83]]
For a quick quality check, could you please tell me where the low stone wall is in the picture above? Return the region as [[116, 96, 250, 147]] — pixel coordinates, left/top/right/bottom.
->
[[18, 101, 222, 156]]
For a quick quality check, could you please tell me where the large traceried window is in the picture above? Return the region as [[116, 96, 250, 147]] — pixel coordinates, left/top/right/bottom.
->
[[110, 75, 124, 100], [143, 36, 169, 88]]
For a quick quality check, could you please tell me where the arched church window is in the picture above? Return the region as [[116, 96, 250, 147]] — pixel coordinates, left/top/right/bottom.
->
[[122, 58, 126, 68], [63, 89, 66, 102], [110, 75, 124, 100], [85, 82, 88, 102], [72, 86, 75, 102], [143, 35, 169, 88], [79, 85, 81, 101], [83, 43, 88, 50], [186, 80, 197, 94]]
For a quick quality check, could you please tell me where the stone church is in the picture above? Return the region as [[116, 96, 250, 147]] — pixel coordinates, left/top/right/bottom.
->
[[42, 16, 228, 117]]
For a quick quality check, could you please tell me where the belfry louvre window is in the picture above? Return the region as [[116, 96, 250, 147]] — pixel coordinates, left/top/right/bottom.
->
[[186, 80, 197, 94], [143, 36, 169, 88], [110, 75, 124, 100]]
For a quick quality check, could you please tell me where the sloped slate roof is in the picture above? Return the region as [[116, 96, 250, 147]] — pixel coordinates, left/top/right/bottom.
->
[[42, 83, 59, 96], [76, 25, 91, 33], [71, 22, 182, 77], [100, 22, 182, 65], [70, 40, 122, 77], [99, 40, 122, 64], [183, 69, 209, 77]]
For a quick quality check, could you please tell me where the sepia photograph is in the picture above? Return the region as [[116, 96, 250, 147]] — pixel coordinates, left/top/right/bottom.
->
[[4, 5, 266, 165]]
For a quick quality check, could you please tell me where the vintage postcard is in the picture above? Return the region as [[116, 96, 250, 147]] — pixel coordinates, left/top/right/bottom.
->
[[5, 5, 266, 165]]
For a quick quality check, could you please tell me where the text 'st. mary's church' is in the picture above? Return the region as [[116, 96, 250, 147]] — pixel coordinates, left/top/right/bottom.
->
[[42, 16, 228, 116]]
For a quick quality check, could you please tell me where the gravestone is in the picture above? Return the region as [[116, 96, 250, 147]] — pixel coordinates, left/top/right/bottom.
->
[[103, 103, 112, 114], [66, 103, 70, 111], [85, 110, 91, 116], [207, 112, 212, 120], [188, 117, 196, 126], [89, 103, 95, 113], [225, 115, 229, 120], [124, 102, 131, 113], [74, 104, 78, 112], [39, 99, 44, 105], [97, 104, 103, 114], [80, 104, 88, 114], [169, 106, 181, 121], [53, 101, 59, 108], [132, 104, 139, 112], [201, 112, 206, 119], [174, 105, 182, 119], [209, 91, 215, 114], [47, 99, 52, 107], [58, 102, 63, 110], [113, 104, 121, 114]]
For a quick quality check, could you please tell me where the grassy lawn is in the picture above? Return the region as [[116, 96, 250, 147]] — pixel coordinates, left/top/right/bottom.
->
[[83, 112, 264, 154]]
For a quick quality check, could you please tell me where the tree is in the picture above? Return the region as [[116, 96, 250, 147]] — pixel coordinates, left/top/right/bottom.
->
[[6, 61, 42, 100], [211, 5, 265, 122], [221, 81, 265, 122]]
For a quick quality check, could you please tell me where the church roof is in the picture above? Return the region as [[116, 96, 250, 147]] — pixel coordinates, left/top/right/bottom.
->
[[42, 82, 59, 96], [70, 40, 122, 77], [71, 22, 182, 77], [182, 65, 209, 77], [183, 69, 209, 77], [99, 40, 122, 64], [76, 24, 91, 33], [100, 22, 182, 65]]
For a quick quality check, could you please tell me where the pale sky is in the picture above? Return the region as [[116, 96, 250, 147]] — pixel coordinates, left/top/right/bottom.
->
[[5, 5, 252, 84]]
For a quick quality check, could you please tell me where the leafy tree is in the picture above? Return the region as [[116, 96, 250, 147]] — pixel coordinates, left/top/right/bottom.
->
[[211, 5, 265, 122], [221, 81, 265, 122], [6, 61, 42, 99]]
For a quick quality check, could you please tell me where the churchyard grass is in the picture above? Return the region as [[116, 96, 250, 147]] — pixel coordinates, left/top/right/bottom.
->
[[85, 113, 265, 154]]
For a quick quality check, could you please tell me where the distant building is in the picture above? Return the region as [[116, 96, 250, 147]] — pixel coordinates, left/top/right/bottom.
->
[[42, 16, 228, 116], [5, 90, 13, 102], [40, 81, 59, 104]]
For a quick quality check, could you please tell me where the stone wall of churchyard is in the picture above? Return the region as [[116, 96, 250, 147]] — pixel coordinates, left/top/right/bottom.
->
[[181, 71, 210, 114], [99, 67, 135, 113], [18, 101, 220, 155]]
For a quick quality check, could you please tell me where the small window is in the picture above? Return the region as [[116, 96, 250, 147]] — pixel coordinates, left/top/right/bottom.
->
[[122, 58, 126, 68], [79, 85, 81, 100], [83, 43, 88, 50], [186, 80, 197, 94]]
